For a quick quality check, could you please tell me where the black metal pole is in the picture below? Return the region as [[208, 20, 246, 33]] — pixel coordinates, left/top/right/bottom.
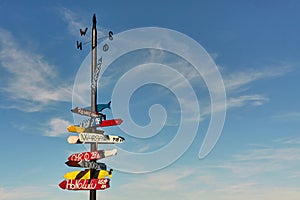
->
[[90, 13, 98, 200]]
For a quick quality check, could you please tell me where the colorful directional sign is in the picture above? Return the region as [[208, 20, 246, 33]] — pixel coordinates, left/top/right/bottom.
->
[[67, 134, 125, 144], [59, 178, 110, 190], [67, 149, 117, 162], [79, 117, 102, 128], [66, 160, 107, 170], [99, 118, 123, 127], [67, 125, 104, 134], [79, 133, 125, 143], [64, 169, 113, 180], [71, 107, 100, 118]]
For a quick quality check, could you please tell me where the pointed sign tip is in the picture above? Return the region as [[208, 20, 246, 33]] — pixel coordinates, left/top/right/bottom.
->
[[58, 180, 66, 189]]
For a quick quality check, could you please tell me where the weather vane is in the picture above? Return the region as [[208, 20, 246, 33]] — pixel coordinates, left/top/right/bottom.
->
[[76, 21, 113, 51]]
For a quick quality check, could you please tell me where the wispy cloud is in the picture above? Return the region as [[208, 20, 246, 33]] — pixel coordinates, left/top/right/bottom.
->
[[227, 94, 269, 108], [272, 112, 300, 121], [207, 138, 300, 178], [121, 166, 195, 191], [58, 8, 87, 38], [0, 186, 48, 200], [200, 65, 290, 118], [0, 29, 72, 112], [274, 136, 300, 145], [58, 7, 107, 39], [223, 66, 291, 92], [44, 118, 71, 137]]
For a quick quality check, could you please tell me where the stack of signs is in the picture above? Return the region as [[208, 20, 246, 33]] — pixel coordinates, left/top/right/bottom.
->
[[59, 102, 125, 191]]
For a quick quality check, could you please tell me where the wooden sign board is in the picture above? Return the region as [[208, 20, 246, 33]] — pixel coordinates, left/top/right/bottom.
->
[[68, 149, 117, 161], [99, 118, 123, 127], [67, 125, 104, 134], [67, 134, 125, 144], [66, 160, 107, 170], [59, 178, 110, 190], [63, 169, 113, 180]]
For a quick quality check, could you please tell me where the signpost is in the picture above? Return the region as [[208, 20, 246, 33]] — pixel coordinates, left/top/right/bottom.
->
[[59, 14, 123, 200]]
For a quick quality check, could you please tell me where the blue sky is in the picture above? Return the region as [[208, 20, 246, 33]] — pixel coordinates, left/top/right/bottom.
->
[[1, 0, 300, 199]]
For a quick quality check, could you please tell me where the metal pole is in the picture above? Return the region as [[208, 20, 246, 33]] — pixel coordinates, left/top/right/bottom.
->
[[90, 13, 97, 200]]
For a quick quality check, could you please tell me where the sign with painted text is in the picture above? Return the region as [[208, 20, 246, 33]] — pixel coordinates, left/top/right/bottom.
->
[[71, 107, 100, 118], [79, 133, 124, 144], [59, 178, 110, 190], [66, 160, 107, 170], [67, 134, 124, 144], [68, 149, 117, 162], [79, 117, 102, 128]]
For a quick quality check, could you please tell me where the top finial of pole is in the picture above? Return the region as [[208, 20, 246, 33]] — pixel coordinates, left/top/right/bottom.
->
[[92, 14, 96, 28]]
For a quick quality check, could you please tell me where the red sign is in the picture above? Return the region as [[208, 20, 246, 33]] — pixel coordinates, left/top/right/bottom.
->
[[99, 118, 123, 127], [59, 178, 110, 190], [67, 149, 117, 161], [68, 150, 105, 162]]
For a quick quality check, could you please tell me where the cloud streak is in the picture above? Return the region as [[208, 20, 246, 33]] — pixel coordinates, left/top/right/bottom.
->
[[58, 8, 87, 38], [0, 29, 72, 112], [44, 118, 71, 137], [58, 7, 108, 39], [0, 186, 48, 200], [207, 138, 300, 178]]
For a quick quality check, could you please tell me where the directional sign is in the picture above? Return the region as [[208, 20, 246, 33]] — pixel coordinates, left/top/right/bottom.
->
[[67, 125, 104, 134], [67, 135, 83, 144], [79, 117, 102, 128], [63, 169, 113, 180], [71, 107, 100, 118], [67, 134, 125, 144], [79, 133, 125, 144], [59, 178, 110, 190], [66, 160, 107, 170], [67, 149, 117, 162], [99, 118, 123, 127]]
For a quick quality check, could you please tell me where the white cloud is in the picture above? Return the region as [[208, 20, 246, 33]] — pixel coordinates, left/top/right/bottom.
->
[[227, 94, 269, 108], [44, 118, 71, 137], [274, 136, 300, 145], [224, 66, 291, 92], [0, 29, 72, 112], [58, 8, 87, 38], [102, 160, 300, 200], [58, 8, 107, 39], [211, 185, 300, 200], [0, 186, 48, 200], [272, 112, 300, 121], [207, 143, 300, 178], [121, 166, 195, 191]]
